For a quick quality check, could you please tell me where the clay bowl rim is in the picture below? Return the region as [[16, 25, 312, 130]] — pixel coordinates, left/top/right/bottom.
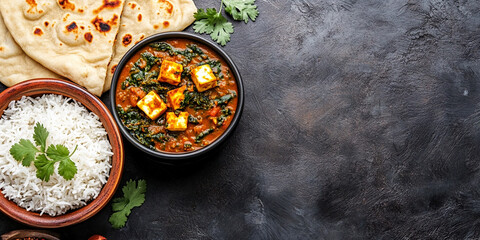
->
[[110, 31, 244, 164], [0, 78, 124, 228]]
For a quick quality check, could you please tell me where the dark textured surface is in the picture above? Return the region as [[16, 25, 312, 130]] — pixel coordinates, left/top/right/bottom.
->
[[1, 0, 480, 239]]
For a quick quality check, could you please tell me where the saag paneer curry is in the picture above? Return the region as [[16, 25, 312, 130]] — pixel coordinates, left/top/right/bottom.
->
[[115, 39, 238, 152]]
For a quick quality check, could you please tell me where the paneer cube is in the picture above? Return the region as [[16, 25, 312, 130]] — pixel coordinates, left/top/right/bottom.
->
[[137, 91, 167, 120], [190, 64, 217, 92], [158, 60, 183, 85], [167, 85, 186, 110], [166, 112, 189, 131]]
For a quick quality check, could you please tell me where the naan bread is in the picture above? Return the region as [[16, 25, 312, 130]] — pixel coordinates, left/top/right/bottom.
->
[[0, 10, 61, 87], [0, 0, 125, 96], [103, 0, 196, 93]]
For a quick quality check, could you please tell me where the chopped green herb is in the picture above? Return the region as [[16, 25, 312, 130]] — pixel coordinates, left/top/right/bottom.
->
[[184, 143, 193, 150], [215, 90, 237, 105], [116, 106, 171, 150], [195, 128, 215, 143], [149, 42, 175, 55], [216, 107, 233, 126], [140, 52, 160, 72], [188, 115, 200, 124], [181, 91, 213, 110]]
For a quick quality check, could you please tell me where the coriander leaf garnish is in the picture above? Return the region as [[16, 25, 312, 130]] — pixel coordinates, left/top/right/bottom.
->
[[10, 139, 39, 166], [46, 144, 71, 162], [223, 0, 259, 23], [9, 122, 78, 182], [193, 0, 258, 46], [109, 179, 147, 229], [34, 154, 56, 182], [33, 123, 49, 152], [58, 157, 77, 181]]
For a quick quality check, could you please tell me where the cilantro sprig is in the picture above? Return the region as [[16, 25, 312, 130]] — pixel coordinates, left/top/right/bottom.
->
[[193, 0, 259, 46], [9, 123, 78, 182], [109, 179, 147, 229]]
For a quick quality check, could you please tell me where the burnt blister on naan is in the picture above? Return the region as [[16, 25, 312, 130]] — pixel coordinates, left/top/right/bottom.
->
[[84, 32, 93, 43], [159, 0, 173, 14], [93, 0, 122, 14], [66, 21, 78, 32], [122, 34, 132, 47], [91, 14, 118, 33], [58, 0, 75, 11], [34, 28, 43, 36], [26, 0, 38, 14], [25, 0, 45, 17]]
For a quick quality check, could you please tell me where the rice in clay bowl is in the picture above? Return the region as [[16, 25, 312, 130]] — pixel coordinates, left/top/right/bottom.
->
[[0, 79, 123, 228]]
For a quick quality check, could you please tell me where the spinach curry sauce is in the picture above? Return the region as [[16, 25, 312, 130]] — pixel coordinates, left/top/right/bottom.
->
[[115, 39, 238, 152]]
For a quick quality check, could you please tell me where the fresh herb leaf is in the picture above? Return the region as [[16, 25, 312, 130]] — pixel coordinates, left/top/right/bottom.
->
[[193, 9, 216, 34], [10, 139, 39, 166], [39, 144, 78, 181], [110, 211, 128, 229], [223, 0, 259, 23], [33, 123, 49, 152], [9, 123, 78, 182], [193, 0, 258, 46], [46, 144, 70, 161], [193, 8, 234, 46], [58, 146, 77, 181], [58, 158, 77, 180], [34, 154, 56, 182], [109, 179, 147, 229]]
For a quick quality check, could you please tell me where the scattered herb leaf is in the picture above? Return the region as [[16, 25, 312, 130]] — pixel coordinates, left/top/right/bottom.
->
[[9, 122, 77, 181], [223, 0, 259, 23], [193, 0, 258, 46], [194, 8, 234, 46], [109, 179, 147, 229]]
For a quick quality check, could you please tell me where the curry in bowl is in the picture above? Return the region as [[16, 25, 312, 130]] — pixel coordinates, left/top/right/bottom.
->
[[115, 38, 238, 153]]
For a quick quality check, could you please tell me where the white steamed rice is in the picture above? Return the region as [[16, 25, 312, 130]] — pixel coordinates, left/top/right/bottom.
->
[[0, 94, 112, 216]]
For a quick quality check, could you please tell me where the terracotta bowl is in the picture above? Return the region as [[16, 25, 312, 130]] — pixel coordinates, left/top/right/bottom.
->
[[0, 79, 124, 228]]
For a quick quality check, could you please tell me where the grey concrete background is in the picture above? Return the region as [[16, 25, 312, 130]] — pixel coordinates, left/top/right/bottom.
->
[[1, 0, 480, 239]]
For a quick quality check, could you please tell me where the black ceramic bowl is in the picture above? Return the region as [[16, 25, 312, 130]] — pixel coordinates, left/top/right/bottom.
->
[[110, 32, 244, 165]]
